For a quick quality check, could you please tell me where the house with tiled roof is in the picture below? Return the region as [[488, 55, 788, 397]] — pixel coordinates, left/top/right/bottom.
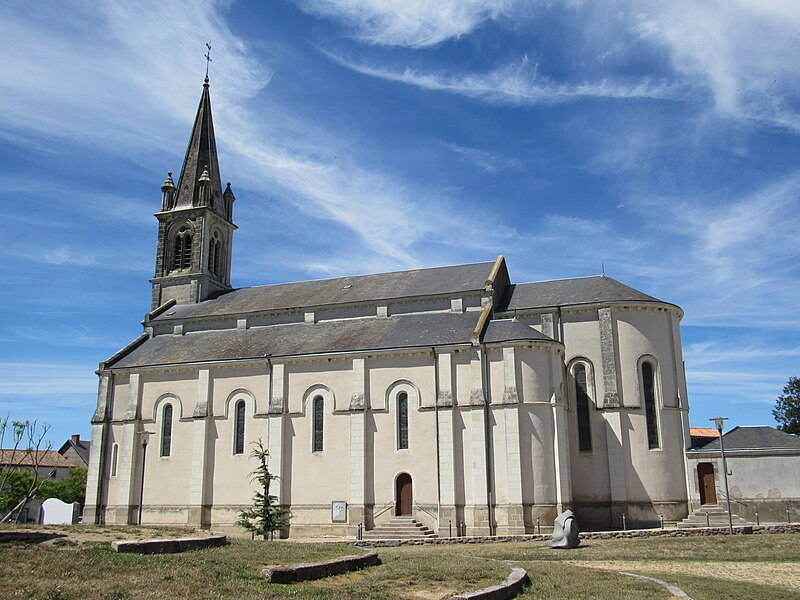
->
[[57, 434, 91, 468], [0, 449, 73, 523], [686, 426, 800, 523]]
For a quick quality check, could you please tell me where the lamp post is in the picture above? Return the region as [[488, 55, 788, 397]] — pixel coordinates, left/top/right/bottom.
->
[[710, 417, 733, 535], [137, 431, 151, 526]]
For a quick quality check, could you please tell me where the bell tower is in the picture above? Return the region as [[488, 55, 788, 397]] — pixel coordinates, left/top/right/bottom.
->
[[150, 76, 237, 310]]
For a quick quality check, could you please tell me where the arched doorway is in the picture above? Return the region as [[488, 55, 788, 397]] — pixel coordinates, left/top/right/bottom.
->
[[697, 463, 717, 505], [395, 473, 412, 516]]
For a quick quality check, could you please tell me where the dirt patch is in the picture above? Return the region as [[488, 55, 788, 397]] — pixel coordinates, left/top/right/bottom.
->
[[569, 559, 800, 591], [0, 525, 213, 546], [307, 570, 368, 587], [405, 587, 458, 599]]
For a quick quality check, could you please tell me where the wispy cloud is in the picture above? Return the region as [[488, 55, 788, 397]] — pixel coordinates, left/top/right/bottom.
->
[[0, 1, 516, 277], [295, 0, 519, 47], [0, 362, 98, 396], [445, 143, 517, 173], [633, 1, 800, 132], [325, 52, 682, 105]]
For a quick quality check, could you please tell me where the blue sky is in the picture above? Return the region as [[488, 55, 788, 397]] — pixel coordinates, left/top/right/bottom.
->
[[1, 0, 798, 447]]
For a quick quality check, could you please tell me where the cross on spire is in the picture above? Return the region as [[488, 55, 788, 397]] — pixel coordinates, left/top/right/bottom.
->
[[204, 42, 212, 82]]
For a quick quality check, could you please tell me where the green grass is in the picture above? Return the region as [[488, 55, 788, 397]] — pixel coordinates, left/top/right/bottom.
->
[[471, 533, 800, 563], [1, 529, 798, 599]]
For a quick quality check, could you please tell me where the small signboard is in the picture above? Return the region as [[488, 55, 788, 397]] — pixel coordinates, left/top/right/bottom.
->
[[331, 500, 347, 522]]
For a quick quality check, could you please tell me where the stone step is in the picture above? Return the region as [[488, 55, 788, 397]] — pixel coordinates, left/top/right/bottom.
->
[[365, 517, 437, 539], [679, 508, 751, 528], [366, 529, 432, 535], [362, 533, 437, 539]]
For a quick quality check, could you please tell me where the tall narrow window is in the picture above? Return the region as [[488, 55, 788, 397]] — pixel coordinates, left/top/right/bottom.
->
[[208, 232, 222, 276], [208, 237, 216, 272], [642, 361, 660, 449], [172, 227, 192, 270], [397, 392, 409, 450], [161, 404, 173, 457], [313, 396, 324, 452], [111, 443, 119, 477], [234, 400, 246, 455], [574, 364, 592, 452]]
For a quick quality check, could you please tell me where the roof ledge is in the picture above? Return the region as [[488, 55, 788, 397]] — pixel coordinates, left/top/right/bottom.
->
[[143, 298, 177, 325]]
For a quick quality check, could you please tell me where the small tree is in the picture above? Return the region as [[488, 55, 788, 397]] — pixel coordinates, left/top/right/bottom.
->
[[0, 418, 55, 523], [773, 376, 800, 435], [237, 439, 291, 539]]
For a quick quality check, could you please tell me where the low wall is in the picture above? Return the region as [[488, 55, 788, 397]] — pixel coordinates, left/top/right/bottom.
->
[[450, 566, 529, 600], [111, 534, 227, 554], [349, 522, 800, 547], [262, 552, 379, 583]]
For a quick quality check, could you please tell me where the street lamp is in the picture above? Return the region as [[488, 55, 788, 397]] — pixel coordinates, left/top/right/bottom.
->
[[137, 431, 152, 526], [710, 417, 733, 535]]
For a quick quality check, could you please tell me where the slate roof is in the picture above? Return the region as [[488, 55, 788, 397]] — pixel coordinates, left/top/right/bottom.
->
[[112, 312, 552, 369], [0, 450, 73, 468], [697, 426, 800, 451], [501, 275, 664, 311], [151, 261, 495, 321], [57, 436, 91, 467]]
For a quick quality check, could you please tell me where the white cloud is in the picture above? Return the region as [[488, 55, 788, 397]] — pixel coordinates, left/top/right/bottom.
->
[[325, 52, 682, 105], [0, 1, 518, 277], [633, 0, 800, 132], [0, 362, 97, 396], [296, 0, 519, 47]]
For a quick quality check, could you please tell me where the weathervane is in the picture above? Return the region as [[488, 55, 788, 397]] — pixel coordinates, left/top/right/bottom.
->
[[204, 42, 212, 81]]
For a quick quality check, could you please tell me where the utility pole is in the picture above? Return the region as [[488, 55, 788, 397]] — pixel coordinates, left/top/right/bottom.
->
[[137, 431, 152, 526], [710, 417, 733, 535]]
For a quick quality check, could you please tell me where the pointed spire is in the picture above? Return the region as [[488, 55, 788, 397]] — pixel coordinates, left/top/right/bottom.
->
[[222, 181, 236, 221], [161, 171, 176, 211], [173, 80, 225, 215]]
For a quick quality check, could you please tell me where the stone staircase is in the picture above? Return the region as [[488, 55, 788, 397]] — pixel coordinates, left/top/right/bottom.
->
[[679, 504, 751, 528], [362, 516, 438, 540]]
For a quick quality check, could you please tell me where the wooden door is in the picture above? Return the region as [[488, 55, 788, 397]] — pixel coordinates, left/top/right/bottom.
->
[[396, 473, 412, 516], [698, 463, 716, 505]]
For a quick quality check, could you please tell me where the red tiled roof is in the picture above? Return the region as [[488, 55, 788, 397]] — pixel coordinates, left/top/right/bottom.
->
[[690, 427, 719, 438], [0, 449, 73, 468]]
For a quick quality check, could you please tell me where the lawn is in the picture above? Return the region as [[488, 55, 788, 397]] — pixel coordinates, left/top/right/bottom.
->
[[1, 526, 798, 599]]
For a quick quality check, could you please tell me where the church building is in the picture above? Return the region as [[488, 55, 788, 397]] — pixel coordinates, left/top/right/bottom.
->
[[84, 78, 692, 536]]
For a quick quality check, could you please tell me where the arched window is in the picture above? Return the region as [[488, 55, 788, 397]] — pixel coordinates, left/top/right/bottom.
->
[[160, 404, 173, 457], [573, 364, 592, 452], [111, 443, 119, 477], [234, 400, 246, 455], [313, 396, 324, 452], [641, 361, 660, 449], [397, 392, 409, 450], [172, 226, 192, 270], [208, 231, 222, 276]]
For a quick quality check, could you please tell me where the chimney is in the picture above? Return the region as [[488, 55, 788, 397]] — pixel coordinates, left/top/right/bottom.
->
[[71, 434, 80, 445]]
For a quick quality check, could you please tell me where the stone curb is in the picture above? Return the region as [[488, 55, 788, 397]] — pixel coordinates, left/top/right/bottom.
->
[[345, 522, 800, 547], [262, 551, 379, 583], [111, 534, 227, 554], [449, 567, 529, 600]]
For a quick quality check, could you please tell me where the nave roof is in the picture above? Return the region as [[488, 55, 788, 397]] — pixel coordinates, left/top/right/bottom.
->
[[113, 311, 552, 369], [500, 275, 664, 312], [151, 261, 496, 322]]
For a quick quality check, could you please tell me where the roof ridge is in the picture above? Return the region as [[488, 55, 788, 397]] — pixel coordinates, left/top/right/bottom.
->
[[225, 260, 497, 293], [514, 274, 605, 286]]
